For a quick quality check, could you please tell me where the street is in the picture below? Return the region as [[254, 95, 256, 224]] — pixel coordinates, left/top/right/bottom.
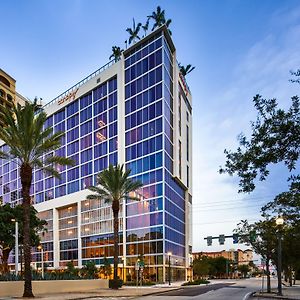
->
[[136, 278, 276, 300]]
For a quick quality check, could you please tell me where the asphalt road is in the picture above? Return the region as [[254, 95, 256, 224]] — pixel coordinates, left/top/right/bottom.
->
[[137, 278, 276, 300]]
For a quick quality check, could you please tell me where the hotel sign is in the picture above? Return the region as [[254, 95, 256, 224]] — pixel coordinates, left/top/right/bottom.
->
[[58, 88, 79, 105]]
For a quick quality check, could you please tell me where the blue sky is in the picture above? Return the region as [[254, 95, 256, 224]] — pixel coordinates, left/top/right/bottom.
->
[[2, 0, 300, 252]]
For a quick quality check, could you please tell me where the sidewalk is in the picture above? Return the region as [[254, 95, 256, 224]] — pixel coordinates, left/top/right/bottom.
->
[[0, 285, 181, 300], [253, 284, 300, 300]]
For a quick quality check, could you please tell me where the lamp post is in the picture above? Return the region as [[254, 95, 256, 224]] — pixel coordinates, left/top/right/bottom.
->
[[38, 245, 44, 279], [167, 252, 172, 285], [276, 216, 284, 296], [11, 219, 19, 275]]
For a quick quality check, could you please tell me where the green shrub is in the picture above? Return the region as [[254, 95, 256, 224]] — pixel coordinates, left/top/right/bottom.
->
[[124, 281, 155, 286], [182, 279, 210, 286], [109, 278, 123, 289]]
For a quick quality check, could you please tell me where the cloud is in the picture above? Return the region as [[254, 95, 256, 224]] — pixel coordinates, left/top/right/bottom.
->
[[193, 5, 300, 252]]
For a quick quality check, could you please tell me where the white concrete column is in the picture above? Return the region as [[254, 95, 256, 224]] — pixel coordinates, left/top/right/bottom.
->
[[77, 201, 82, 268], [52, 208, 60, 268]]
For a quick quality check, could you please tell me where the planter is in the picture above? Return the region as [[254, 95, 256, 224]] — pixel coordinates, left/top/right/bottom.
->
[[0, 279, 108, 297]]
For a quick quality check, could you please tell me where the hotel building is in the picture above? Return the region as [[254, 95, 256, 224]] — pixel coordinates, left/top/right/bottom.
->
[[0, 26, 192, 282]]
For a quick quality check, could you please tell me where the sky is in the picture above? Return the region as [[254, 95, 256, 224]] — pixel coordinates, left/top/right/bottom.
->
[[1, 0, 300, 254]]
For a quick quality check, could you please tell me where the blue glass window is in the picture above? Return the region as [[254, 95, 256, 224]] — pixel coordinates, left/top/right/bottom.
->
[[94, 113, 107, 129], [94, 83, 107, 101], [67, 141, 79, 156], [109, 152, 118, 166], [80, 134, 92, 150], [54, 122, 65, 134], [94, 156, 107, 172], [68, 180, 79, 194], [80, 93, 92, 109], [67, 167, 79, 181], [94, 98, 107, 115], [54, 110, 65, 123], [109, 107, 117, 122], [67, 127, 79, 143], [67, 114, 79, 130], [108, 91, 117, 107], [108, 77, 117, 93], [109, 122, 117, 137], [67, 100, 79, 117], [81, 148, 92, 163], [81, 120, 92, 136], [80, 106, 92, 123], [81, 162, 92, 177], [94, 142, 107, 158]]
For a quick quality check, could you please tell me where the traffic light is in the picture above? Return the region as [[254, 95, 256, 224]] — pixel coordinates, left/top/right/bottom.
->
[[250, 230, 256, 242], [233, 233, 239, 244], [219, 234, 225, 245], [207, 236, 212, 246]]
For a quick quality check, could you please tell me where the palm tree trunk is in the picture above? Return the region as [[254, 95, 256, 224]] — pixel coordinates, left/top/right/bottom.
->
[[112, 200, 119, 283], [20, 164, 34, 298]]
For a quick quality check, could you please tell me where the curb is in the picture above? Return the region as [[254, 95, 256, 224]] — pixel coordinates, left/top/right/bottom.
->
[[252, 292, 298, 300], [243, 291, 255, 300]]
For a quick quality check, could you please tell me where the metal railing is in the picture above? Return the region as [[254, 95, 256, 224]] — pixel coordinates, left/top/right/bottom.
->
[[43, 59, 116, 109]]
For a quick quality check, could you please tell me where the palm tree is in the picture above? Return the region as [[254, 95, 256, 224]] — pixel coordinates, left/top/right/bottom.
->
[[142, 19, 150, 37], [109, 46, 123, 62], [179, 64, 195, 76], [0, 100, 73, 297], [148, 6, 165, 30], [148, 6, 172, 34], [126, 18, 142, 45], [87, 164, 143, 286]]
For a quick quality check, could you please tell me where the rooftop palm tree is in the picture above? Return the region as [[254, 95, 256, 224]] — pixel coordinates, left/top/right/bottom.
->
[[87, 164, 143, 286], [109, 46, 123, 63], [126, 18, 142, 45], [0, 100, 73, 297], [142, 19, 150, 37], [148, 6, 172, 34], [148, 6, 165, 30], [179, 64, 195, 76]]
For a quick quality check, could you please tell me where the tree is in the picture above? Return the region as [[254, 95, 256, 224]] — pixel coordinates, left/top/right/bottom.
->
[[179, 64, 195, 77], [126, 18, 142, 45], [193, 256, 211, 279], [109, 46, 123, 63], [0, 100, 73, 297], [0, 204, 15, 274], [219, 73, 300, 193], [81, 261, 98, 279], [100, 256, 112, 279], [147, 6, 172, 34], [237, 264, 250, 278], [142, 19, 150, 37], [235, 219, 277, 292], [87, 164, 142, 287], [0, 205, 46, 275]]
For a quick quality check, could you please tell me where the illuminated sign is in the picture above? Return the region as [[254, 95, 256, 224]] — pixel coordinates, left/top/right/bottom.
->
[[58, 88, 79, 105]]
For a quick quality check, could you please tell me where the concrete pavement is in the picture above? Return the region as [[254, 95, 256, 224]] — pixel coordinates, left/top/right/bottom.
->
[[0, 286, 180, 300]]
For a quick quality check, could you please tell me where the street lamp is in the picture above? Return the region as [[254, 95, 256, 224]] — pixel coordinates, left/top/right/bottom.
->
[[276, 216, 284, 296], [11, 219, 19, 275], [167, 251, 172, 285], [38, 245, 44, 279]]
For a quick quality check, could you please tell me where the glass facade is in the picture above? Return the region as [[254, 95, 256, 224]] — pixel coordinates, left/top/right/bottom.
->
[[0, 27, 192, 282], [0, 76, 118, 206]]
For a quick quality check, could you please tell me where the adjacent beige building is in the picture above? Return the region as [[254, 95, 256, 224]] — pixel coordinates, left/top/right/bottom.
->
[[193, 249, 253, 265]]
